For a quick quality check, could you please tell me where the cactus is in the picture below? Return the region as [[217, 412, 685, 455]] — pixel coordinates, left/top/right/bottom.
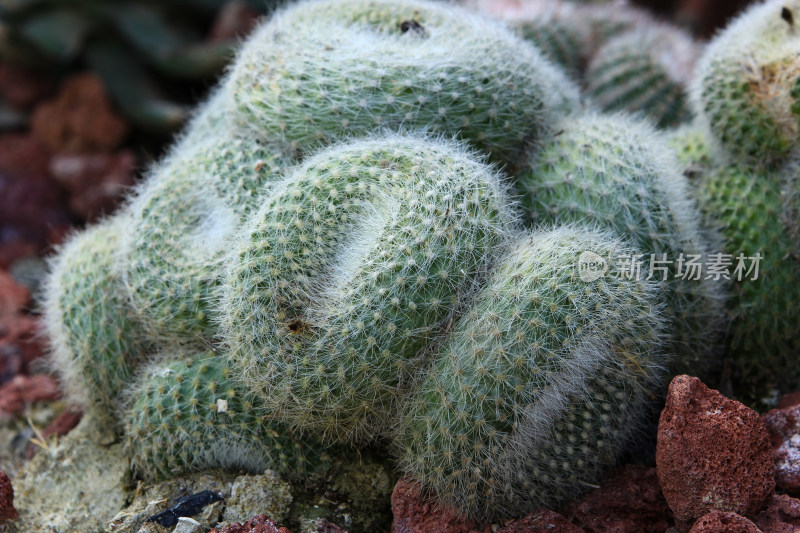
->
[[696, 163, 800, 404], [121, 121, 294, 341], [43, 215, 146, 424], [219, 134, 516, 443], [517, 112, 726, 377], [38, 0, 741, 524], [585, 25, 698, 128], [230, 0, 579, 166], [125, 352, 336, 482], [690, 0, 800, 165], [506, 2, 590, 79], [396, 226, 666, 519], [666, 123, 716, 180]]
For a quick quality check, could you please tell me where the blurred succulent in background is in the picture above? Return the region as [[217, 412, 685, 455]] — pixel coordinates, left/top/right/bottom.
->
[[0, 0, 273, 133]]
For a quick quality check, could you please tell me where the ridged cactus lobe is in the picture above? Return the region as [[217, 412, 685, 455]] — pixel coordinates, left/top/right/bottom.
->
[[585, 26, 697, 128], [122, 131, 293, 341], [396, 227, 665, 519], [125, 353, 334, 482], [231, 0, 579, 166], [44, 217, 145, 422], [517, 113, 725, 377], [698, 164, 800, 403], [692, 0, 800, 164], [220, 136, 514, 443]]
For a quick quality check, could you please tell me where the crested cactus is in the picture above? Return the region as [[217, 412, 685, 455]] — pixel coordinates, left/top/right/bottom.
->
[[696, 162, 800, 403], [43, 215, 146, 424], [125, 352, 335, 482], [585, 25, 699, 128], [690, 0, 800, 165], [396, 226, 666, 519], [517, 112, 726, 377], [121, 110, 293, 340], [230, 0, 579, 166], [219, 135, 516, 443], [37, 0, 749, 526]]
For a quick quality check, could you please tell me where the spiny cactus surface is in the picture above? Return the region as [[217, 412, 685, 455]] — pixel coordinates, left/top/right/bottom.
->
[[517, 112, 725, 377], [396, 226, 665, 519], [44, 216, 146, 424], [585, 25, 697, 128], [691, 0, 800, 165], [230, 0, 579, 166], [122, 124, 294, 341], [220, 135, 515, 443], [697, 163, 800, 402], [666, 123, 716, 180], [125, 352, 335, 482]]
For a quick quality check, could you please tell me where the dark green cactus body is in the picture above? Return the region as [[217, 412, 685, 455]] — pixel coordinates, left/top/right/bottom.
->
[[698, 164, 800, 403], [44, 217, 146, 424], [123, 119, 294, 341], [585, 27, 697, 128], [517, 113, 725, 377], [220, 136, 514, 443], [691, 0, 800, 165], [231, 0, 579, 166], [513, 17, 587, 78], [126, 352, 335, 482], [397, 227, 665, 519], [666, 124, 716, 181]]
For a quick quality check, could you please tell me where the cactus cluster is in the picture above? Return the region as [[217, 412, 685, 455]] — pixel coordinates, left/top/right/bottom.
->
[[474, 0, 700, 127], [41, 0, 798, 525], [687, 0, 800, 404]]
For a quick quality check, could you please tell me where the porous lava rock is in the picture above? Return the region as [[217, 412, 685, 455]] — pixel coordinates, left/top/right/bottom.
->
[[761, 402, 800, 493], [31, 73, 128, 154], [688, 511, 761, 533], [391, 479, 583, 533], [0, 470, 18, 523], [752, 495, 800, 533], [656, 375, 774, 530], [566, 464, 672, 532]]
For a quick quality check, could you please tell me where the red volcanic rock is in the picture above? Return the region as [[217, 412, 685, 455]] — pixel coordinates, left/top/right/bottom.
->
[[688, 511, 761, 533], [0, 134, 71, 266], [0, 272, 44, 383], [752, 495, 800, 533], [0, 314, 45, 383], [566, 464, 672, 532], [656, 375, 774, 531], [762, 403, 800, 493], [496, 509, 583, 532], [0, 133, 51, 177], [49, 151, 137, 221], [209, 515, 291, 533], [0, 64, 51, 111], [31, 74, 128, 154], [0, 471, 18, 523], [392, 479, 491, 533], [0, 271, 29, 319], [0, 375, 60, 417], [391, 479, 582, 533], [777, 392, 800, 410]]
